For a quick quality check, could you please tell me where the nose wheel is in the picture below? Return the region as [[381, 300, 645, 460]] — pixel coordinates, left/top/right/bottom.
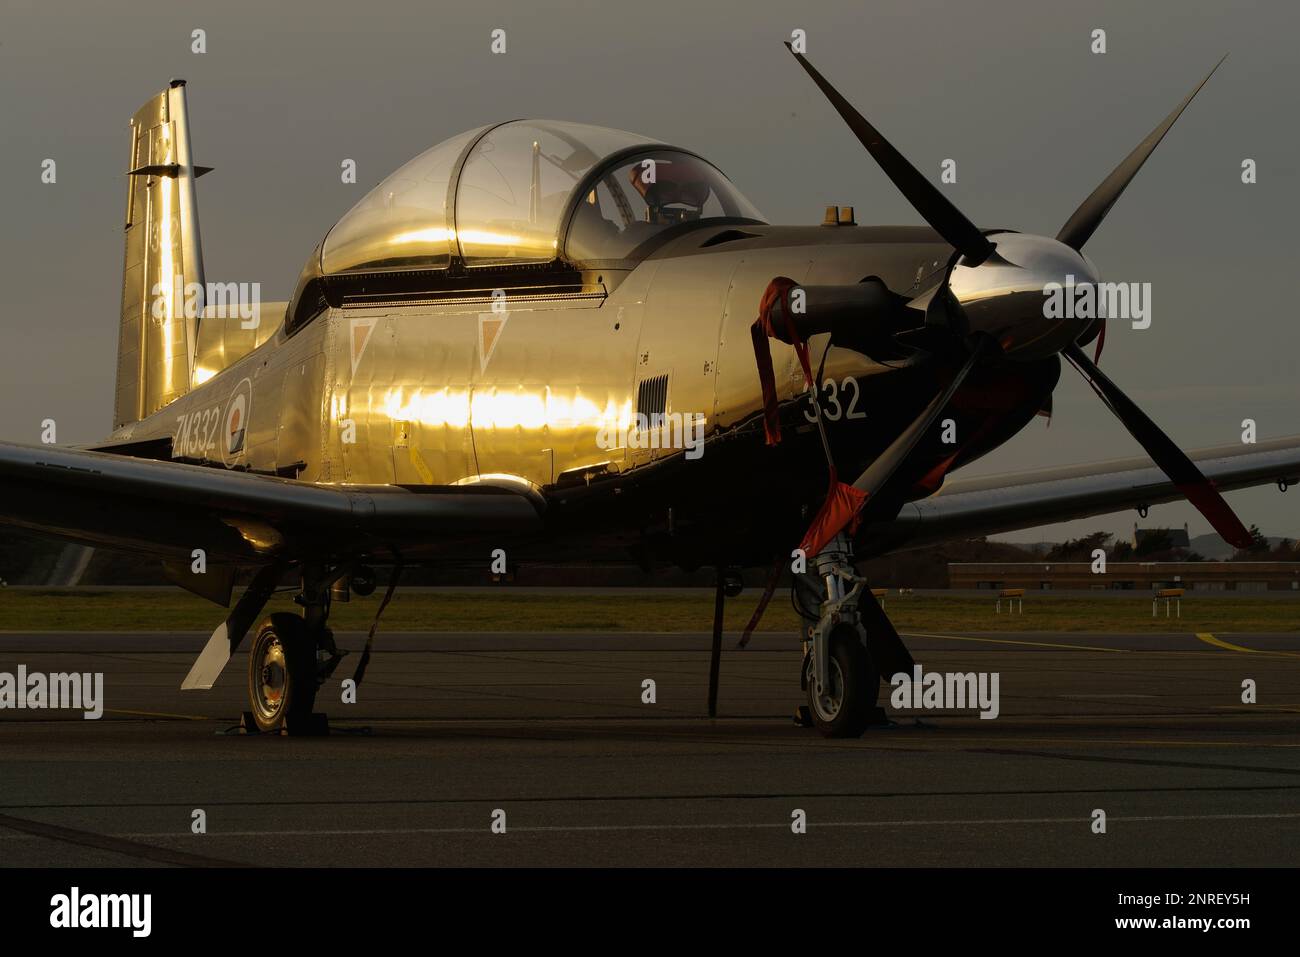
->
[[804, 625, 878, 737]]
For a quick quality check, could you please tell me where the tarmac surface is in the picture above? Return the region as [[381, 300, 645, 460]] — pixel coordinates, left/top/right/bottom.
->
[[1, 629, 1298, 867]]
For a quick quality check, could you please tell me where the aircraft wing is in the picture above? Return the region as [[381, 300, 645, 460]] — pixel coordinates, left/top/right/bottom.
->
[[0, 441, 543, 564], [878, 436, 1300, 549]]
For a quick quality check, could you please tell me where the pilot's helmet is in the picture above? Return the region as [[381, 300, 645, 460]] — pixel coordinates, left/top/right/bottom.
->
[[628, 156, 712, 224]]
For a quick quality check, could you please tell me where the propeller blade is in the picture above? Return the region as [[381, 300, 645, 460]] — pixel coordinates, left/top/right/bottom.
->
[[1063, 343, 1252, 548], [798, 338, 990, 558], [852, 337, 991, 497], [785, 43, 994, 264], [1037, 392, 1053, 421], [1056, 56, 1226, 251]]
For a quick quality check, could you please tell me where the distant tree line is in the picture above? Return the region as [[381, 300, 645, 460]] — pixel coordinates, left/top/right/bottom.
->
[[1, 524, 1297, 588]]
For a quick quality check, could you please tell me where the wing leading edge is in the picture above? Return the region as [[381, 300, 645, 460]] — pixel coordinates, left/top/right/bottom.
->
[[873, 436, 1300, 550], [5, 436, 1297, 567], [0, 441, 543, 563]]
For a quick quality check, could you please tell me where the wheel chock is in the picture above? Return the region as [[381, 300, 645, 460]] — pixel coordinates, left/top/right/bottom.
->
[[287, 712, 331, 737], [231, 712, 331, 736]]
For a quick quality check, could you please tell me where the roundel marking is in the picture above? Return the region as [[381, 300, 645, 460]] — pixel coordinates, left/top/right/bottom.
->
[[221, 378, 254, 466]]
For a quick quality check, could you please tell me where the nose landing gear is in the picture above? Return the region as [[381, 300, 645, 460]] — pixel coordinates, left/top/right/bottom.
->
[[798, 532, 904, 738], [804, 624, 878, 737]]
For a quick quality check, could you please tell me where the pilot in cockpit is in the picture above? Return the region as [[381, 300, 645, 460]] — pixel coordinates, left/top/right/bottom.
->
[[565, 151, 762, 262], [628, 158, 712, 225]]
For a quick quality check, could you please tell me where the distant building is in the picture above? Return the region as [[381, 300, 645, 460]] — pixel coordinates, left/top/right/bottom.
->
[[1133, 522, 1190, 550], [948, 561, 1300, 592]]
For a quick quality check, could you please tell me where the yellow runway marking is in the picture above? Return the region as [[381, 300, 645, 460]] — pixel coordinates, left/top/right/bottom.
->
[[1198, 632, 1259, 653], [905, 632, 1129, 653], [103, 708, 209, 721], [908, 631, 1300, 659], [1210, 704, 1300, 711], [1196, 633, 1300, 658]]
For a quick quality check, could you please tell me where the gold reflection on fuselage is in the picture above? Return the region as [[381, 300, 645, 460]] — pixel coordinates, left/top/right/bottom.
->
[[381, 386, 629, 434], [382, 387, 469, 430]]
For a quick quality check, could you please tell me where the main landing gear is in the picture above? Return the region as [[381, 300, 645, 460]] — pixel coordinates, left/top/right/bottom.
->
[[245, 566, 347, 734], [247, 614, 320, 733], [180, 559, 396, 734]]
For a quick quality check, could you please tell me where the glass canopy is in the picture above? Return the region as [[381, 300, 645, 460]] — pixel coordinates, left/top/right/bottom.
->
[[321, 127, 484, 275], [321, 120, 763, 274]]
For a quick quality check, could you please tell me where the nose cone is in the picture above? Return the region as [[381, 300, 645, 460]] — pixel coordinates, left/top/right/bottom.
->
[[948, 232, 1100, 360]]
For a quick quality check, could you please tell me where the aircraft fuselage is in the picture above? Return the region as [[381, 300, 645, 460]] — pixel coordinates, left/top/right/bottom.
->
[[103, 224, 1056, 567]]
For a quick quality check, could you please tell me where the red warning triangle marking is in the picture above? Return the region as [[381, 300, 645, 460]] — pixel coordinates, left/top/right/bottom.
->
[[350, 318, 378, 375], [479, 313, 508, 372]]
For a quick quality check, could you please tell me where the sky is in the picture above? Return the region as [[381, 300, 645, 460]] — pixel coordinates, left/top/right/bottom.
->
[[1, 0, 1296, 543]]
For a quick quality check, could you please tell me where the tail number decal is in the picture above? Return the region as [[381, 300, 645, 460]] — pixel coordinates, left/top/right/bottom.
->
[[172, 377, 254, 463], [174, 407, 222, 459], [802, 377, 867, 423]]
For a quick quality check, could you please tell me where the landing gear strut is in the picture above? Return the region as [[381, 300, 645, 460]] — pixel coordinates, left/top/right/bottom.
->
[[801, 532, 882, 738]]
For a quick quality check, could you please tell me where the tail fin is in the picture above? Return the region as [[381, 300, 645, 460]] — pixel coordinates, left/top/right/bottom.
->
[[113, 80, 210, 430]]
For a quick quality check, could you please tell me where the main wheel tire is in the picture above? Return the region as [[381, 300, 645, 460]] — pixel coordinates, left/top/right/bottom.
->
[[806, 626, 879, 739], [247, 613, 319, 733]]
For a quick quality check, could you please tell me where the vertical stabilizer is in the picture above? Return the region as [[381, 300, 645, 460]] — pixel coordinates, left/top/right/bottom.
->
[[114, 80, 209, 429]]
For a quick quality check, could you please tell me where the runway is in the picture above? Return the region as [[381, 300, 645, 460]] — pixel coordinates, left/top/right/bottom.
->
[[1, 629, 1298, 867]]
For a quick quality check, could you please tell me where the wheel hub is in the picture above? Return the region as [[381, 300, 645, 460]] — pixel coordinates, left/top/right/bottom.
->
[[255, 639, 287, 716], [811, 657, 844, 721]]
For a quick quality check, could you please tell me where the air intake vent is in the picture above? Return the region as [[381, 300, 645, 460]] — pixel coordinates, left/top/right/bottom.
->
[[700, 229, 760, 248], [636, 373, 669, 421]]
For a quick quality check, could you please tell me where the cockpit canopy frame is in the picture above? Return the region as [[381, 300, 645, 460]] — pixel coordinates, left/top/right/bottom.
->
[[318, 119, 764, 278]]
